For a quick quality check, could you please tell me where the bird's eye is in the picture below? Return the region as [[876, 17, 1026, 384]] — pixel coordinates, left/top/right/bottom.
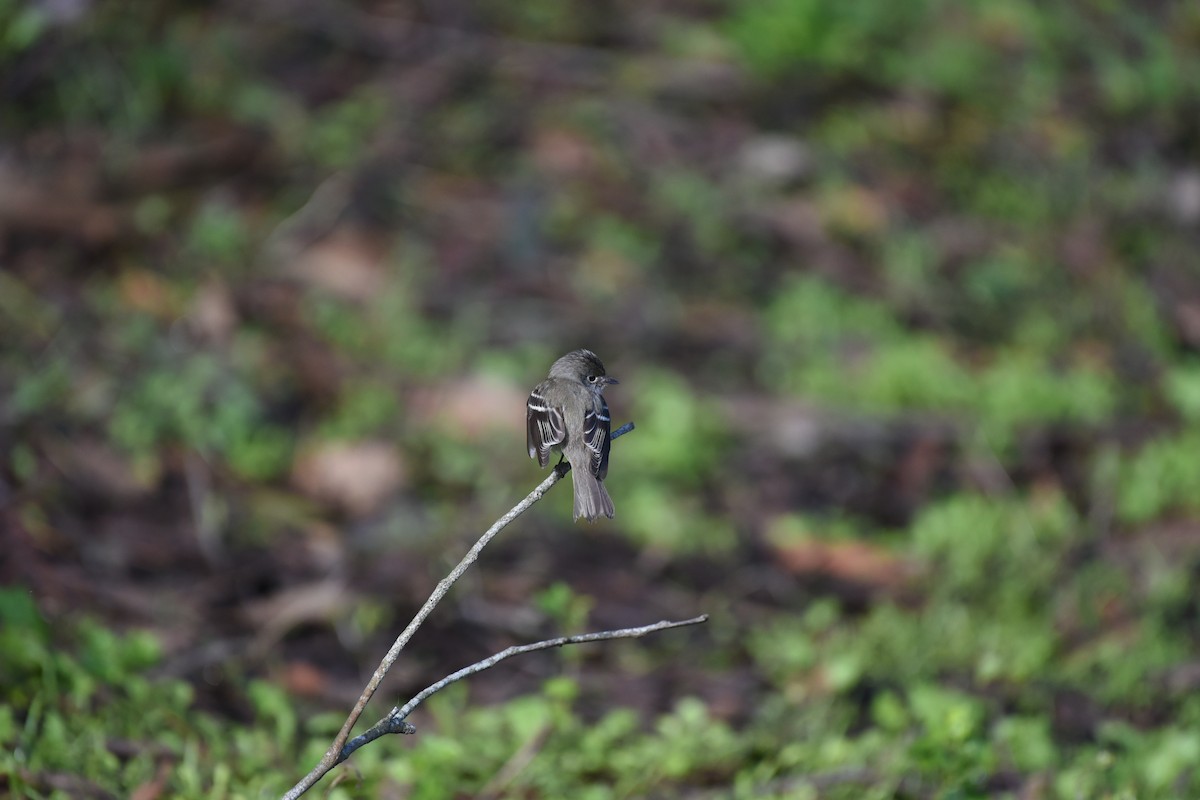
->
[[588, 375, 598, 383]]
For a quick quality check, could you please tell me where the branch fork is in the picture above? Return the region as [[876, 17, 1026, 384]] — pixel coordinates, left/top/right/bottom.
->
[[283, 421, 707, 799]]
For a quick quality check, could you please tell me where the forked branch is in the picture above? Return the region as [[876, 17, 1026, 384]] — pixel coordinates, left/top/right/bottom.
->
[[283, 422, 705, 799]]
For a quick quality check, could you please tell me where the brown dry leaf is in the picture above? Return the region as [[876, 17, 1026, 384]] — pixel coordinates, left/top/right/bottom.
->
[[0, 163, 129, 245], [766, 516, 919, 593], [410, 374, 527, 439], [283, 660, 331, 697], [291, 440, 405, 516], [532, 127, 597, 177], [118, 269, 178, 317], [44, 437, 158, 501], [287, 226, 389, 302], [187, 278, 237, 343], [772, 538, 916, 591]]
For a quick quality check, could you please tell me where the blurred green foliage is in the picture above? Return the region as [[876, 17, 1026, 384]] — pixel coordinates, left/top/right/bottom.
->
[[762, 275, 1118, 451], [1117, 429, 1200, 524], [108, 352, 292, 480], [729, 0, 1200, 117], [3, 0, 1200, 798], [729, 0, 930, 82]]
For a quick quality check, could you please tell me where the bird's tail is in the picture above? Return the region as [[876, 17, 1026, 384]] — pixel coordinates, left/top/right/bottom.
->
[[572, 467, 614, 521]]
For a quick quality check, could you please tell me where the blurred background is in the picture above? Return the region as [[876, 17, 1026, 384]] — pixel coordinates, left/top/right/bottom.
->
[[3, 1, 1200, 797]]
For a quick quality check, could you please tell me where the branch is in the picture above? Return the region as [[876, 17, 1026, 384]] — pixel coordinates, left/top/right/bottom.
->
[[283, 422, 637, 800], [339, 615, 709, 763]]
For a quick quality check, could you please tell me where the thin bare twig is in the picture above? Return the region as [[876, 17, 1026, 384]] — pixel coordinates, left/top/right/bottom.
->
[[339, 615, 709, 765], [283, 422, 639, 799]]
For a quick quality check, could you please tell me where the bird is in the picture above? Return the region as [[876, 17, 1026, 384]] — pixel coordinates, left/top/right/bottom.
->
[[526, 349, 617, 521]]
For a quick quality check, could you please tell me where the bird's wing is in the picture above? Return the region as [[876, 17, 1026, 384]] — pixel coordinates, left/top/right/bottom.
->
[[582, 393, 612, 479], [527, 385, 567, 468]]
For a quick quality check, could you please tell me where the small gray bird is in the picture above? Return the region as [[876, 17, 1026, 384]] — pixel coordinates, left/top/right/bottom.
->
[[526, 349, 617, 521]]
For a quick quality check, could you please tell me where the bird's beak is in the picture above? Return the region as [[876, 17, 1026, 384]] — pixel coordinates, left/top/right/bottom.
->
[[605, 376, 619, 385]]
